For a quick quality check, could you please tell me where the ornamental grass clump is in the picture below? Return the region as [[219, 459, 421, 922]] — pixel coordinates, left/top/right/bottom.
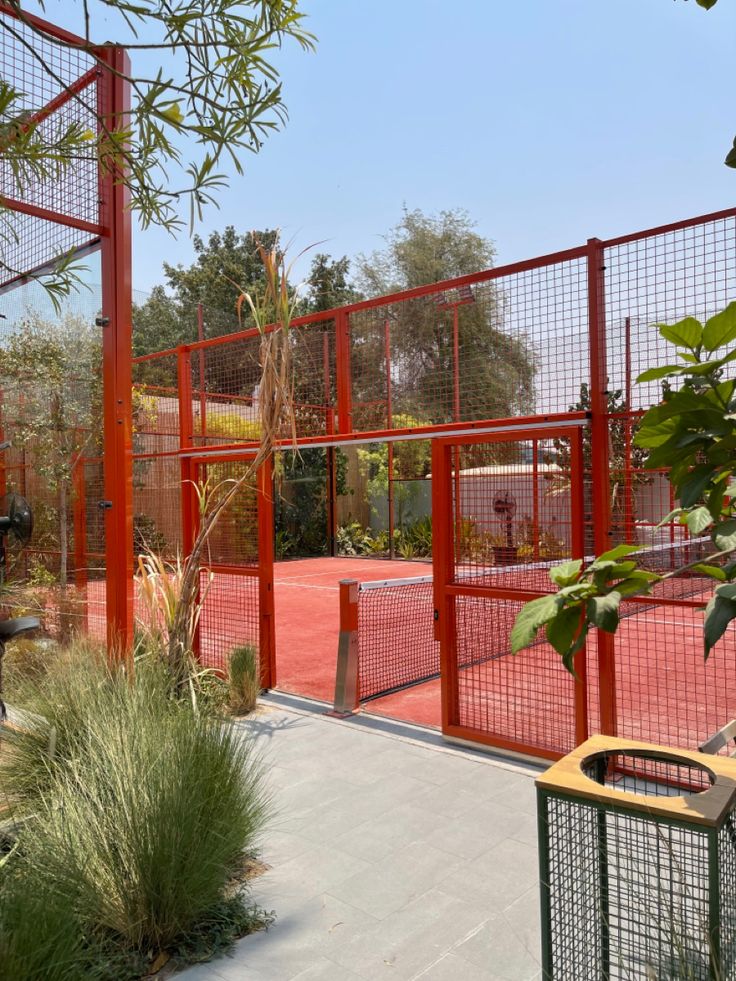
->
[[229, 644, 260, 715], [0, 641, 270, 966]]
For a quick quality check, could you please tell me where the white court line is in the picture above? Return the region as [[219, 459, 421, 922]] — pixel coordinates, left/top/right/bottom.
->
[[273, 581, 339, 591]]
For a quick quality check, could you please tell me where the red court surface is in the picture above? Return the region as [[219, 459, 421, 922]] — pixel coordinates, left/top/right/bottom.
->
[[273, 556, 438, 725]]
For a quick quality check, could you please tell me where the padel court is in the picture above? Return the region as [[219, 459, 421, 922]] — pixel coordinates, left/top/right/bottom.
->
[[23, 205, 736, 765]]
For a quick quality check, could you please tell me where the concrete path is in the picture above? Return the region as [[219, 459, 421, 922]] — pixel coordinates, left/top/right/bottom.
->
[[181, 693, 544, 981]]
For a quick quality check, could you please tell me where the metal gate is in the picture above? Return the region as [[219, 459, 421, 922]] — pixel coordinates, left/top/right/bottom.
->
[[431, 426, 587, 760], [188, 452, 275, 689]]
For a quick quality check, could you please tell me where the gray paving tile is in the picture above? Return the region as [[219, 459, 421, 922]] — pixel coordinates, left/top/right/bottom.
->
[[456, 911, 540, 980], [331, 800, 453, 864], [293, 772, 434, 847], [413, 951, 504, 980], [502, 886, 542, 962], [251, 842, 371, 905], [328, 887, 489, 980], [327, 840, 466, 920], [179, 707, 543, 981], [439, 837, 539, 912], [423, 798, 529, 861], [290, 957, 366, 980]]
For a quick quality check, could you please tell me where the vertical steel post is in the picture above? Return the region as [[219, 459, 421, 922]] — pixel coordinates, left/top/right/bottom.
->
[[623, 316, 635, 544], [385, 318, 395, 558], [196, 303, 207, 442], [432, 439, 458, 731], [708, 827, 722, 979], [324, 330, 337, 557], [570, 427, 589, 746], [587, 237, 617, 736], [537, 788, 554, 978], [532, 439, 540, 563], [96, 47, 134, 658], [257, 456, 276, 689], [177, 347, 201, 656], [335, 309, 352, 435]]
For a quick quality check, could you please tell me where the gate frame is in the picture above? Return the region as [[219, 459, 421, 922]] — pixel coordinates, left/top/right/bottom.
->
[[183, 448, 276, 688], [431, 424, 587, 761]]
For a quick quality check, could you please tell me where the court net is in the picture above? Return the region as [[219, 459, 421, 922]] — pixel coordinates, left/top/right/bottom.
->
[[355, 536, 713, 703]]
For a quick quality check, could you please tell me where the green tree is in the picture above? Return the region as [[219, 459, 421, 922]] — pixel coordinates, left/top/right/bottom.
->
[[306, 253, 362, 313], [512, 303, 736, 670], [353, 208, 536, 427], [0, 315, 103, 586], [132, 226, 281, 394], [0, 2, 314, 301]]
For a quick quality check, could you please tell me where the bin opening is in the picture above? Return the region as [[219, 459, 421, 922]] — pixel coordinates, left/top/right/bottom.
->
[[581, 749, 715, 798]]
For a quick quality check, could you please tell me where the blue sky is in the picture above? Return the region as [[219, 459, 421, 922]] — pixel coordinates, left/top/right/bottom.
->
[[26, 0, 736, 295]]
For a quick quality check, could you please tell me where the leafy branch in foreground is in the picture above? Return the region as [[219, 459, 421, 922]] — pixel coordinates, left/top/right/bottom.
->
[[0, 1, 314, 299], [511, 300, 736, 669]]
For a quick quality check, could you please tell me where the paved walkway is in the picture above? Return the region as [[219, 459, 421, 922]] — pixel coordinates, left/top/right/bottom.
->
[[181, 693, 544, 981]]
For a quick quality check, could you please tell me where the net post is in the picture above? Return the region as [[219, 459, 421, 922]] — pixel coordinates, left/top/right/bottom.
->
[[329, 578, 360, 717]]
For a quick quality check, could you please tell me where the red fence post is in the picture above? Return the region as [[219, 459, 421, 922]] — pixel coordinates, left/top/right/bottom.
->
[[177, 346, 203, 658], [570, 427, 589, 746], [330, 578, 359, 716], [335, 310, 353, 435], [587, 237, 617, 736], [432, 438, 458, 732], [96, 46, 134, 660], [257, 456, 276, 689]]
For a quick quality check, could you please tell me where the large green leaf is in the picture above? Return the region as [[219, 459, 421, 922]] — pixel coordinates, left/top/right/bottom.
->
[[686, 506, 715, 535], [636, 365, 683, 383], [704, 594, 736, 657], [692, 563, 727, 582], [546, 606, 584, 658], [510, 595, 560, 654], [679, 465, 714, 508], [714, 519, 736, 552], [587, 592, 622, 632], [658, 317, 702, 349], [595, 543, 641, 564], [549, 559, 582, 588]]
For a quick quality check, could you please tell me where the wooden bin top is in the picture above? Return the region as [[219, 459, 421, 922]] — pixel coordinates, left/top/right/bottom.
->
[[536, 734, 736, 829]]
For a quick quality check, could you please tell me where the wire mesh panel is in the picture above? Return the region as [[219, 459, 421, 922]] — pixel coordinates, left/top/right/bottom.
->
[[539, 737, 736, 980], [433, 428, 586, 758], [349, 258, 588, 433], [0, 10, 101, 288], [357, 577, 437, 700]]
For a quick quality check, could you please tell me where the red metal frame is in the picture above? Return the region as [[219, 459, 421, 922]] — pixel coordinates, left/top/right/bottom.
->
[[587, 237, 617, 736], [96, 45, 134, 657], [0, 7, 134, 656], [432, 425, 587, 759]]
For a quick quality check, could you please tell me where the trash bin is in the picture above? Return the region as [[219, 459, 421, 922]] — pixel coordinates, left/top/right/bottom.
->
[[537, 735, 736, 980]]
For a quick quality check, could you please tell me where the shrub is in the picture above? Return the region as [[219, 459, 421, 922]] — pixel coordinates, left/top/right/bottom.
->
[[229, 645, 260, 715], [10, 653, 269, 953]]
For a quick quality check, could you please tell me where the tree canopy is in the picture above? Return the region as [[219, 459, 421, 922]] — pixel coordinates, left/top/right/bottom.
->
[[352, 208, 536, 428], [0, 1, 313, 301]]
